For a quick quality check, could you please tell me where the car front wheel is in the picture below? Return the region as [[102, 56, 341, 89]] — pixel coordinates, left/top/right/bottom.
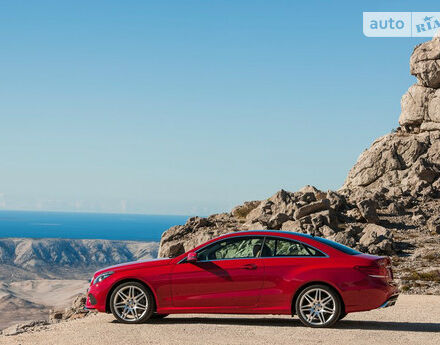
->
[[110, 282, 154, 323], [295, 284, 341, 328]]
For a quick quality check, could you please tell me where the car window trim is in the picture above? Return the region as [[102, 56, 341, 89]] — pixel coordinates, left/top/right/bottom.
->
[[197, 235, 265, 262], [178, 234, 329, 264], [178, 235, 266, 264], [260, 236, 328, 259]]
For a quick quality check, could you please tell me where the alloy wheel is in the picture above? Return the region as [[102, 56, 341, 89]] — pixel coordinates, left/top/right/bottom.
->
[[112, 285, 149, 322], [297, 286, 339, 327]]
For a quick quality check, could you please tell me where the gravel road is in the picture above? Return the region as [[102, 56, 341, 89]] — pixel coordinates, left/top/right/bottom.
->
[[2, 295, 440, 345]]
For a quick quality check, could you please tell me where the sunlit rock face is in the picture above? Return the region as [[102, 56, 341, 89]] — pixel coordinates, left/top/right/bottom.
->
[[400, 37, 440, 131]]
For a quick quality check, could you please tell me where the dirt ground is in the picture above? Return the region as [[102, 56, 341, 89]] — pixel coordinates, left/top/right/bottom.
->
[[1, 295, 439, 345]]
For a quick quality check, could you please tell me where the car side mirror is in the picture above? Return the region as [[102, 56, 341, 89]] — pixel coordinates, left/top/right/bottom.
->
[[187, 252, 198, 263]]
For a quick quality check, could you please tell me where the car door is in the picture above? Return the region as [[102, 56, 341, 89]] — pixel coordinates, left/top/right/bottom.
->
[[258, 237, 328, 310], [171, 236, 265, 308]]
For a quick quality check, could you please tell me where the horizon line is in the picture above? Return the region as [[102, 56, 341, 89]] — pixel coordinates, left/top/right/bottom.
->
[[0, 208, 196, 218]]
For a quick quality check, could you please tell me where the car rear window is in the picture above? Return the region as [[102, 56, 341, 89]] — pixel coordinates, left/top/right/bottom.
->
[[262, 237, 326, 257], [313, 236, 361, 255]]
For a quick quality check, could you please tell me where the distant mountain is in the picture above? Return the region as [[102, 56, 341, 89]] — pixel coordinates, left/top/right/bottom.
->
[[0, 238, 159, 281]]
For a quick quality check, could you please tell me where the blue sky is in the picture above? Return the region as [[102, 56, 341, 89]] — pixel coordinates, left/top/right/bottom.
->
[[0, 1, 437, 215]]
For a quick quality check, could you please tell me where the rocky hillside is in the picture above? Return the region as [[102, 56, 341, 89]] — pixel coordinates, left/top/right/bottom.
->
[[159, 37, 440, 295], [0, 238, 158, 282]]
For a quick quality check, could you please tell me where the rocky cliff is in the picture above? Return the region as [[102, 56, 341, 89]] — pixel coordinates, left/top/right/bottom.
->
[[159, 37, 440, 294]]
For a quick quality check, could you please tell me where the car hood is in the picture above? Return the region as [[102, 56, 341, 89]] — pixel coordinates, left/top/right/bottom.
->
[[94, 257, 172, 277]]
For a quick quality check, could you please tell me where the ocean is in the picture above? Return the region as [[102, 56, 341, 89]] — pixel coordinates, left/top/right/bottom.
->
[[0, 210, 188, 242]]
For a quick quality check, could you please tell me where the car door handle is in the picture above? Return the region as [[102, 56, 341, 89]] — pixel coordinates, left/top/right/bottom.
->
[[242, 263, 257, 270]]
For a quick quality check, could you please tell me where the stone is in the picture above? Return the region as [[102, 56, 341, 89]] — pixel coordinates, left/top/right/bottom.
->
[[294, 199, 330, 219], [359, 224, 393, 255], [187, 216, 211, 229], [320, 225, 336, 237], [346, 207, 363, 222], [343, 132, 431, 190], [167, 243, 185, 258], [427, 218, 440, 234], [280, 220, 301, 231], [299, 185, 326, 200], [310, 209, 338, 228], [231, 201, 260, 219], [247, 221, 268, 230], [330, 232, 357, 248], [246, 200, 273, 223], [267, 213, 289, 229], [399, 84, 433, 126], [356, 199, 379, 223], [387, 202, 405, 215], [421, 121, 440, 131], [49, 311, 63, 322], [410, 38, 440, 88], [326, 190, 346, 211], [427, 89, 440, 122]]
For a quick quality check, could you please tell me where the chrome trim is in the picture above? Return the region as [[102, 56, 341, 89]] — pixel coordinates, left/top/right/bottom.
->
[[178, 234, 329, 264], [379, 295, 398, 308]]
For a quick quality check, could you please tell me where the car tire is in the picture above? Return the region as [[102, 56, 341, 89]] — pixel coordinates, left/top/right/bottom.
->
[[295, 284, 341, 328], [339, 312, 347, 320], [110, 281, 154, 324]]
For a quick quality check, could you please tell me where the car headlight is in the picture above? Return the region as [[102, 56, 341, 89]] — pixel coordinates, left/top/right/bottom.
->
[[93, 271, 114, 285]]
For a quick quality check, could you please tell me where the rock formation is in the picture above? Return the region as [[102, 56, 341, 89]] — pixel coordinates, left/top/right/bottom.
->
[[49, 294, 94, 323], [159, 187, 394, 258], [159, 36, 440, 295], [399, 38, 440, 131]]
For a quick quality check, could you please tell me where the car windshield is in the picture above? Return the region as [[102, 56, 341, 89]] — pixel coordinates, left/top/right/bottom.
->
[[313, 236, 361, 255]]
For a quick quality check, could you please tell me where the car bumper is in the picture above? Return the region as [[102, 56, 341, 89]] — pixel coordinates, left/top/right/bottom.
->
[[85, 281, 112, 312], [344, 278, 399, 313]]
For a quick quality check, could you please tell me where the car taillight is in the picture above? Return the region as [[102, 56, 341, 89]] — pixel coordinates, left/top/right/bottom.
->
[[354, 265, 382, 277], [355, 258, 393, 280]]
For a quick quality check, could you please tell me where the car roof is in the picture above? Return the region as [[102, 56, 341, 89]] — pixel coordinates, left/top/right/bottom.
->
[[227, 230, 314, 239]]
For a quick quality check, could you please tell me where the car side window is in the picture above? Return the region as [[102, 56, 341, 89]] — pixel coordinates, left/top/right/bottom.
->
[[262, 237, 323, 257], [197, 237, 263, 261]]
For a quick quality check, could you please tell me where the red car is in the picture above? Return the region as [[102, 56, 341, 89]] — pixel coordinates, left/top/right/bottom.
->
[[86, 230, 398, 327]]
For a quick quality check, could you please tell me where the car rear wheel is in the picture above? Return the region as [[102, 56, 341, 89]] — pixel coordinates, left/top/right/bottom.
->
[[295, 284, 341, 328], [110, 282, 154, 323]]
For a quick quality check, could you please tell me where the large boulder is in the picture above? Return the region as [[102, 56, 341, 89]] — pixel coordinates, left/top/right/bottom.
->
[[294, 199, 330, 219], [410, 38, 440, 89], [356, 199, 379, 223], [399, 84, 434, 127], [399, 37, 440, 131], [359, 224, 394, 255], [231, 201, 260, 219], [342, 132, 432, 191]]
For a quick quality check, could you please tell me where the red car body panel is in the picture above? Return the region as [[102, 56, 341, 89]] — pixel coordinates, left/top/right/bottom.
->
[[86, 231, 398, 316]]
